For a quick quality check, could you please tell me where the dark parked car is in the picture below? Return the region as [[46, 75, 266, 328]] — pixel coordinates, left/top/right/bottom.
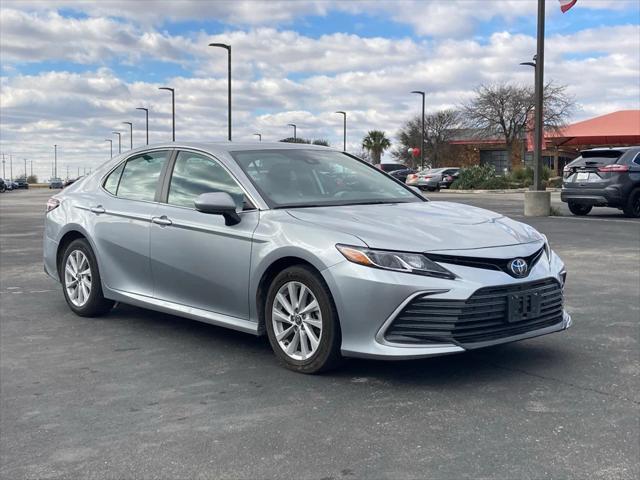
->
[[561, 146, 640, 217], [0, 178, 6, 193], [388, 167, 416, 183], [378, 162, 408, 174], [49, 178, 64, 189], [438, 168, 461, 189], [15, 178, 29, 189], [63, 177, 82, 188]]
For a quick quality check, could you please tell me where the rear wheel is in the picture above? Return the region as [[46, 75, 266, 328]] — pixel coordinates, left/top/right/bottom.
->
[[61, 239, 114, 316], [265, 265, 342, 374], [623, 189, 640, 218], [568, 202, 592, 216]]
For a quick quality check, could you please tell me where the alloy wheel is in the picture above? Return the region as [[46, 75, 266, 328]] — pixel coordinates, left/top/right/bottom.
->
[[272, 281, 323, 361], [64, 250, 92, 307]]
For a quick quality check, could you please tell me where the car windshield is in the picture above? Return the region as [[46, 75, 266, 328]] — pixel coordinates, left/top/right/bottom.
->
[[232, 149, 422, 208]]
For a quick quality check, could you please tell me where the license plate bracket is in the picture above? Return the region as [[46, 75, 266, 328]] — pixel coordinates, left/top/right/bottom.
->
[[507, 292, 541, 323]]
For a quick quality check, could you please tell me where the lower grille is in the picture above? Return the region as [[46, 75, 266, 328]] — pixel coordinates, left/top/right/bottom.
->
[[384, 278, 564, 346]]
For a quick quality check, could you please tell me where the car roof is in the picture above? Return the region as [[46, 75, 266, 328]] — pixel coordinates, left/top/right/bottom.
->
[[121, 141, 339, 156], [581, 146, 638, 153]]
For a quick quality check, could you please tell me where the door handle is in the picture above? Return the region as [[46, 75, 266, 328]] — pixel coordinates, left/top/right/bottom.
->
[[151, 215, 172, 226], [90, 205, 105, 214]]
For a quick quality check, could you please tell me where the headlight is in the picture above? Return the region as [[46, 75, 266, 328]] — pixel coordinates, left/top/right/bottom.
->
[[336, 244, 456, 279]]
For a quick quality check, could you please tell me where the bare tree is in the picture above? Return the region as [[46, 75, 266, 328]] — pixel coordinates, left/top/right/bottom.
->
[[462, 82, 574, 161], [392, 109, 460, 168]]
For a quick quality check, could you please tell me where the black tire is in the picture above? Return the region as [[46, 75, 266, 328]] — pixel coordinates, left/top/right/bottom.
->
[[265, 265, 342, 374], [61, 238, 114, 317], [568, 202, 592, 216], [622, 189, 640, 218]]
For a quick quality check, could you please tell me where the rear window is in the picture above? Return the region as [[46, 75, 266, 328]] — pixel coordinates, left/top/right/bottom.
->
[[568, 150, 624, 167], [380, 163, 405, 172]]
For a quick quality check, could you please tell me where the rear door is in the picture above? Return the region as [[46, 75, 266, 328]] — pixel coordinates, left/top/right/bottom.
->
[[149, 150, 259, 319], [93, 149, 170, 297]]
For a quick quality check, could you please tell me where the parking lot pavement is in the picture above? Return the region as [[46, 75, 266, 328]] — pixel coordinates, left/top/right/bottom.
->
[[1, 188, 639, 479]]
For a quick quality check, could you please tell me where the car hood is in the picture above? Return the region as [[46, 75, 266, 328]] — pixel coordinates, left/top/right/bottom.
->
[[286, 201, 543, 252]]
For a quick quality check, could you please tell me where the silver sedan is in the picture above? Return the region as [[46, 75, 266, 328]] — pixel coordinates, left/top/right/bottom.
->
[[44, 143, 570, 373]]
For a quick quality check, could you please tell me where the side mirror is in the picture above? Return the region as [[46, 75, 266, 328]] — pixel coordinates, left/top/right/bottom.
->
[[194, 192, 241, 226]]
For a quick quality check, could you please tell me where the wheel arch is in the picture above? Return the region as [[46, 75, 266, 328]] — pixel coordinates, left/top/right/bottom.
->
[[55, 225, 99, 281], [255, 256, 328, 335]]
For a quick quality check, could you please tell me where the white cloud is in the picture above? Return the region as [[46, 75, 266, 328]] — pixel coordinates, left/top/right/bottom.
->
[[0, 3, 638, 180]]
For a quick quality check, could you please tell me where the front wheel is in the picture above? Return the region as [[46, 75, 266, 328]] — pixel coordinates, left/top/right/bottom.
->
[[568, 202, 592, 216], [61, 239, 114, 316], [265, 265, 342, 374], [622, 189, 640, 218]]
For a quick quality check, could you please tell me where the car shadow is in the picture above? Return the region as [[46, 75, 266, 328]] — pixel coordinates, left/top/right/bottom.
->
[[107, 303, 572, 389]]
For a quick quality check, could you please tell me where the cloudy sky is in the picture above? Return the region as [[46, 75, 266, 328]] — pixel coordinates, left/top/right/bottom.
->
[[1, 0, 639, 180]]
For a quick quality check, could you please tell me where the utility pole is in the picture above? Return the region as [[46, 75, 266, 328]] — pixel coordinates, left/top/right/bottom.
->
[[54, 145, 58, 178], [411, 91, 426, 170]]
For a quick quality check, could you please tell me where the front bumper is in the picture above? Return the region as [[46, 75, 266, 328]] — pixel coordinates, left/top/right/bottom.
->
[[323, 246, 570, 360]]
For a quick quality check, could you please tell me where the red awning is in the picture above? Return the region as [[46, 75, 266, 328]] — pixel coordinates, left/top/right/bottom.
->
[[547, 110, 640, 147]]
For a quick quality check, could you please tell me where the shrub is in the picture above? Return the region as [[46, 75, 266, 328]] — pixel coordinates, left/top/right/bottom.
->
[[451, 164, 497, 190]]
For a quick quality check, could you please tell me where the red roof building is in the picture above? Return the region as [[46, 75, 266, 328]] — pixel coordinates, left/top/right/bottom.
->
[[547, 110, 640, 147]]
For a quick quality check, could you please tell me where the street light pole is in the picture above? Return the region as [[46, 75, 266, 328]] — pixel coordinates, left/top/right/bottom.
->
[[105, 139, 113, 158], [30, 160, 33, 177], [123, 122, 133, 150], [532, 0, 545, 191], [411, 91, 426, 169], [209, 43, 232, 141], [159, 87, 175, 141], [54, 145, 57, 178], [253, 133, 262, 142], [113, 132, 121, 153], [1, 154, 5, 179], [24, 158, 27, 178], [287, 123, 297, 141], [10, 154, 13, 181], [335, 111, 347, 152], [136, 107, 149, 145]]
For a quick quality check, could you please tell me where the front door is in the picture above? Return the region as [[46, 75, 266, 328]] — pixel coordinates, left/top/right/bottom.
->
[[149, 150, 258, 320]]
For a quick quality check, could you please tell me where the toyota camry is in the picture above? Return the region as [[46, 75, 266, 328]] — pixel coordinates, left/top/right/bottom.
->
[[44, 143, 571, 373]]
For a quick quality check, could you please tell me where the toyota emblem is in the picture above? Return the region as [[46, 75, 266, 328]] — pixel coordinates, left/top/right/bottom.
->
[[508, 258, 528, 277]]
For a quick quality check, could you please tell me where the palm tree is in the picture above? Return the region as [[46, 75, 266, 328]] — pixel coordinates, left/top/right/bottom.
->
[[361, 130, 391, 165]]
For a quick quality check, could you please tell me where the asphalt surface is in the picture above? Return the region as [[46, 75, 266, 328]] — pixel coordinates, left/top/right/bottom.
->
[[1, 188, 639, 480]]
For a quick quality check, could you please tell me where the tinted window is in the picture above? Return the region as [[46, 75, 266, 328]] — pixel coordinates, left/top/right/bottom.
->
[[633, 152, 640, 165], [232, 149, 420, 208], [568, 150, 625, 167], [117, 151, 168, 201], [380, 163, 405, 172], [168, 151, 246, 209], [103, 163, 124, 194]]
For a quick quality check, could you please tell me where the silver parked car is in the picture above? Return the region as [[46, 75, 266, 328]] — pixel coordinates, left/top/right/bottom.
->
[[44, 143, 571, 373], [406, 167, 460, 191]]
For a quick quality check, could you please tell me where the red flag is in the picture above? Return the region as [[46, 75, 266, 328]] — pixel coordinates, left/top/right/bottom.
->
[[558, 0, 577, 13]]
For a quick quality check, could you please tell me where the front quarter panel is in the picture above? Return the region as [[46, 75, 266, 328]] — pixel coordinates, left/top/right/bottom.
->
[[248, 210, 365, 325]]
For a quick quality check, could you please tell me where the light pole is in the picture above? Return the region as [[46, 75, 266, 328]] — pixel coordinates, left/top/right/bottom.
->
[[23, 158, 27, 178], [1, 154, 5, 179], [112, 132, 121, 153], [411, 91, 426, 169], [335, 111, 347, 152], [253, 133, 262, 142], [123, 122, 133, 150], [30, 160, 33, 177], [53, 145, 57, 178], [10, 154, 13, 181], [532, 0, 546, 192], [287, 123, 297, 141], [136, 107, 149, 145], [105, 139, 113, 158], [209, 43, 232, 141], [159, 87, 175, 141]]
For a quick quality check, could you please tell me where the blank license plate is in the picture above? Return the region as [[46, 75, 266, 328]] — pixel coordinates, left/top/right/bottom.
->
[[576, 172, 589, 181]]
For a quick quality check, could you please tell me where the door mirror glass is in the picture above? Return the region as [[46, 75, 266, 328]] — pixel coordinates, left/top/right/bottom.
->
[[194, 192, 241, 225]]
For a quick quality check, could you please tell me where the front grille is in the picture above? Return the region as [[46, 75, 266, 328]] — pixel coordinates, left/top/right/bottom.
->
[[384, 278, 563, 346]]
